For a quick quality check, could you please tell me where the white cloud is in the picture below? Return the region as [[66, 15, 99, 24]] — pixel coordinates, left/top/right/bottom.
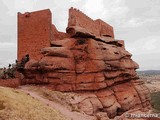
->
[[122, 18, 156, 28], [126, 36, 160, 55], [133, 53, 160, 70], [70, 0, 81, 3], [83, 0, 128, 22], [0, 42, 16, 51], [14, 0, 36, 12], [0, 42, 17, 67], [84, 0, 105, 16]]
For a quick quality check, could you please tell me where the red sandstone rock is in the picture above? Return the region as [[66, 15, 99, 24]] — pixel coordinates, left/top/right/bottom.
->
[[25, 59, 39, 69], [120, 58, 139, 69], [18, 8, 151, 119], [78, 99, 94, 115], [39, 56, 75, 71], [75, 82, 107, 91], [90, 97, 103, 113], [96, 112, 109, 120], [76, 73, 104, 84], [51, 38, 76, 48], [66, 26, 95, 38], [112, 82, 142, 112], [41, 47, 73, 58]]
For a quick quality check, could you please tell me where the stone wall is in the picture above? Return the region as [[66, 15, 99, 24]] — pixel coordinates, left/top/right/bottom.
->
[[95, 19, 114, 37], [18, 9, 51, 61], [67, 7, 114, 37], [0, 79, 20, 88]]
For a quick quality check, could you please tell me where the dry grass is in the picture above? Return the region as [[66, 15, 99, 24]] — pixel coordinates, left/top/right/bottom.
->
[[0, 86, 68, 120], [22, 86, 81, 112], [23, 86, 75, 111]]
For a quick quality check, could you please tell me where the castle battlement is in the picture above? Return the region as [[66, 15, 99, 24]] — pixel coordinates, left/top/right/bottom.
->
[[68, 7, 114, 37]]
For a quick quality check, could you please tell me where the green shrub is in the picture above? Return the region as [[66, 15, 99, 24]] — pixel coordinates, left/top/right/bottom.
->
[[0, 70, 4, 79], [151, 92, 160, 112]]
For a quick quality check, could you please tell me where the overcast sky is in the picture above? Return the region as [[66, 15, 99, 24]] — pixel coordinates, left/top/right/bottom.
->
[[0, 0, 160, 70]]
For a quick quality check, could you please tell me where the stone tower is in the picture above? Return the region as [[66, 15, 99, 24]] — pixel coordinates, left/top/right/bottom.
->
[[17, 9, 51, 61]]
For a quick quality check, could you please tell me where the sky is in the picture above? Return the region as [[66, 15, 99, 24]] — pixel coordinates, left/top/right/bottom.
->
[[0, 0, 160, 70]]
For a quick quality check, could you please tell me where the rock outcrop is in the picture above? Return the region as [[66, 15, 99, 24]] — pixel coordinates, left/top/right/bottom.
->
[[18, 8, 151, 119]]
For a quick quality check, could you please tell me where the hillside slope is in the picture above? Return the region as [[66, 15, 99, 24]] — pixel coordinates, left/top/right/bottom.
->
[[0, 86, 68, 120]]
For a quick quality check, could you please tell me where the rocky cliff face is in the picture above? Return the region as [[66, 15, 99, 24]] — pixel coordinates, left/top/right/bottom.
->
[[19, 8, 151, 119]]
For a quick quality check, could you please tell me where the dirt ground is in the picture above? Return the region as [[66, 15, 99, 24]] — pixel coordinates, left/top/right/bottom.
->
[[140, 74, 160, 93], [19, 85, 97, 120]]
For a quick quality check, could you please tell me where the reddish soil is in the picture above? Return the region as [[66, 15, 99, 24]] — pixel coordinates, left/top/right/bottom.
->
[[0, 78, 20, 88]]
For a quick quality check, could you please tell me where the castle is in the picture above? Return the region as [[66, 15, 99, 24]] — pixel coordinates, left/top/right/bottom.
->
[[17, 8, 151, 119], [18, 8, 115, 61]]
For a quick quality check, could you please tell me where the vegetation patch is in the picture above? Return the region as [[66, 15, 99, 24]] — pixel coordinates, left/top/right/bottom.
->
[[0, 86, 68, 120], [151, 92, 160, 112]]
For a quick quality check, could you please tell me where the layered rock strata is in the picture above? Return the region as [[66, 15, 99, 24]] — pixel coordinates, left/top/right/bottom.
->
[[18, 8, 151, 119]]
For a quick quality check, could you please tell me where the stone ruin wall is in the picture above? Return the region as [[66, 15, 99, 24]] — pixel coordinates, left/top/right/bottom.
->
[[95, 19, 114, 37], [68, 7, 114, 37], [18, 8, 115, 62], [68, 7, 99, 36], [18, 9, 52, 61]]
